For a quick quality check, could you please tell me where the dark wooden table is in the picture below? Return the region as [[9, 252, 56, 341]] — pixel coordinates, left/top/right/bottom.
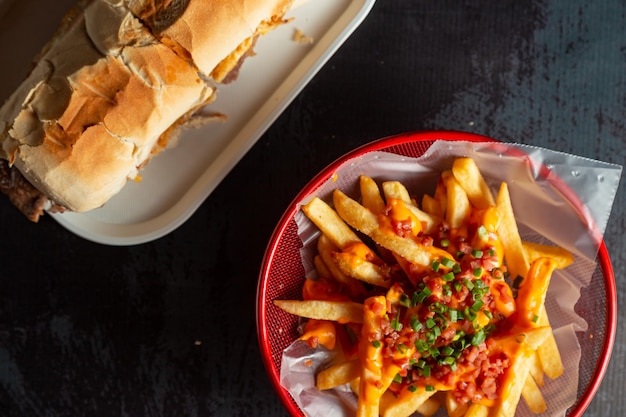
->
[[0, 0, 624, 416]]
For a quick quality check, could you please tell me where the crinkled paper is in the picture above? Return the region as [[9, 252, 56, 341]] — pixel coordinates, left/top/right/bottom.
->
[[281, 140, 622, 417]]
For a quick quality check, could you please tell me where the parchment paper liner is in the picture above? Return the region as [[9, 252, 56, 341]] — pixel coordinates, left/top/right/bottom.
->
[[279, 140, 622, 417]]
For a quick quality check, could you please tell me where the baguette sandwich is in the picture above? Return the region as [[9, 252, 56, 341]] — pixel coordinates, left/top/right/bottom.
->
[[0, 0, 293, 221]]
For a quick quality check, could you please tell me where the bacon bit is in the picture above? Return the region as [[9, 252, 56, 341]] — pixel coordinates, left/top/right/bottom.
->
[[370, 300, 385, 315], [306, 337, 319, 349], [440, 327, 457, 343], [419, 235, 434, 247], [391, 218, 414, 237], [458, 240, 473, 255]]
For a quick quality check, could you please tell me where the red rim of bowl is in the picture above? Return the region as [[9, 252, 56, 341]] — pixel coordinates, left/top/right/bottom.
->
[[256, 130, 616, 417]]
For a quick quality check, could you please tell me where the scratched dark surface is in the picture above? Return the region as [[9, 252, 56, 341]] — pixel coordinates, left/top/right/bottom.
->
[[0, 0, 625, 416]]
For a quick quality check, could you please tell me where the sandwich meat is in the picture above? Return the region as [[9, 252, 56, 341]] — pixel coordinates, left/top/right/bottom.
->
[[0, 0, 293, 221]]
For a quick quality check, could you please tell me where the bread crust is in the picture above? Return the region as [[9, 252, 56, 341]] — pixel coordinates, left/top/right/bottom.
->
[[159, 0, 293, 81], [0, 0, 293, 214]]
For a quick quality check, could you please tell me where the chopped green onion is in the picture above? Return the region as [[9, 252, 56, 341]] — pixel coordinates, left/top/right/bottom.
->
[[441, 356, 456, 366], [464, 307, 477, 321], [432, 326, 441, 338], [430, 302, 448, 314], [516, 333, 527, 343], [413, 287, 432, 305], [425, 384, 435, 392], [472, 249, 484, 258], [397, 343, 408, 354], [471, 300, 485, 312], [415, 340, 429, 353], [390, 317, 403, 331], [440, 238, 450, 248], [372, 340, 381, 349], [441, 346, 454, 356], [473, 267, 483, 277], [431, 260, 441, 272], [453, 263, 462, 274], [471, 330, 486, 346], [532, 314, 539, 323], [408, 385, 418, 393], [452, 347, 464, 358], [410, 315, 422, 332], [441, 257, 455, 268], [449, 309, 459, 322], [393, 373, 403, 383], [399, 294, 412, 308], [442, 272, 455, 282], [477, 225, 488, 241]]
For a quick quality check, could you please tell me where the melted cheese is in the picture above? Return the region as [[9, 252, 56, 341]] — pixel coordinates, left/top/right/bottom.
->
[[299, 319, 336, 350]]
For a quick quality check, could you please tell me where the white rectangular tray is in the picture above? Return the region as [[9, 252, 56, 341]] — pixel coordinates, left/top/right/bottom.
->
[[0, 0, 376, 245]]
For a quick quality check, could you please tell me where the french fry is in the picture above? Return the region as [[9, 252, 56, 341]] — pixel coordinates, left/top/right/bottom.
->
[[528, 350, 545, 387], [496, 182, 530, 280], [302, 197, 361, 250], [317, 234, 366, 297], [421, 193, 443, 217], [379, 386, 437, 417], [333, 189, 432, 266], [360, 176, 386, 215], [445, 391, 468, 417], [332, 252, 392, 288], [464, 403, 489, 417], [273, 300, 363, 324], [416, 397, 441, 417], [499, 326, 552, 351], [452, 157, 495, 209], [491, 346, 533, 417], [350, 378, 361, 395], [517, 256, 564, 379], [313, 254, 332, 280], [357, 296, 387, 417], [382, 181, 442, 234], [522, 240, 574, 269], [434, 170, 452, 217], [445, 176, 471, 229], [317, 359, 360, 390], [516, 258, 558, 328], [522, 372, 547, 413], [381, 181, 412, 203], [536, 312, 564, 379]]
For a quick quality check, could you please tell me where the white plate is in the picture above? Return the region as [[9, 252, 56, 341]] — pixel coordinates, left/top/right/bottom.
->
[[0, 0, 376, 245]]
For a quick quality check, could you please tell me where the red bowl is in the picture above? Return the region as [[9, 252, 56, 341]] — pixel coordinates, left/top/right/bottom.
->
[[256, 131, 616, 417]]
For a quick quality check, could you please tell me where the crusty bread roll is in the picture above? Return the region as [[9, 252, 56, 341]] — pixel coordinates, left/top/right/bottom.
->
[[0, 0, 293, 218]]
